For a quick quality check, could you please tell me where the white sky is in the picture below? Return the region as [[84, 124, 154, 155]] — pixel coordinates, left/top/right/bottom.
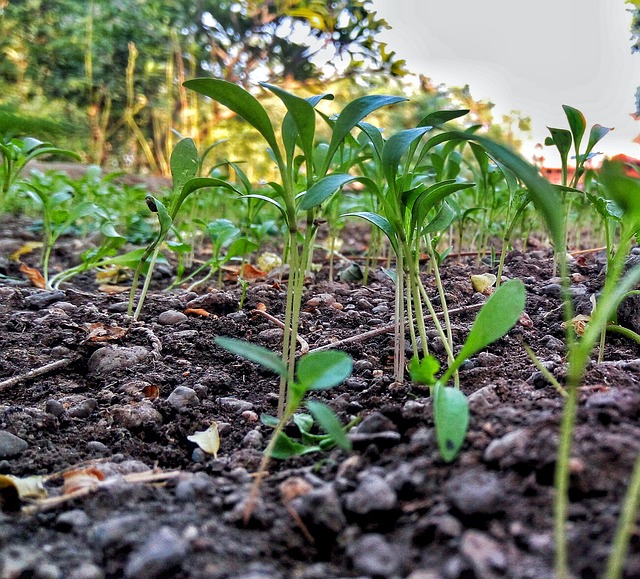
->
[[370, 0, 640, 163]]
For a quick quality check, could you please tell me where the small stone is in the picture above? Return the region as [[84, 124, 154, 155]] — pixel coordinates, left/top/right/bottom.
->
[[88, 346, 150, 375], [347, 533, 401, 577], [110, 401, 163, 430], [45, 399, 65, 417], [460, 530, 507, 578], [586, 388, 640, 419], [358, 412, 397, 434], [69, 563, 104, 579], [345, 474, 397, 514], [371, 304, 389, 315], [290, 484, 346, 535], [356, 298, 373, 310], [258, 328, 284, 342], [241, 410, 259, 422], [65, 398, 98, 419], [353, 360, 373, 372], [88, 515, 144, 550], [124, 526, 188, 579], [87, 441, 109, 454], [445, 470, 503, 517], [541, 283, 562, 297], [468, 385, 500, 411], [55, 509, 91, 532], [158, 310, 188, 325], [483, 429, 528, 464], [475, 352, 501, 367], [24, 290, 66, 309], [0, 430, 28, 458], [166, 386, 199, 411], [242, 430, 263, 449], [191, 448, 206, 463], [216, 397, 254, 414]]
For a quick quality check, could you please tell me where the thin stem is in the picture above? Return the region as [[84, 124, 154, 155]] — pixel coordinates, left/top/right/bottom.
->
[[133, 242, 162, 321], [393, 250, 406, 383]]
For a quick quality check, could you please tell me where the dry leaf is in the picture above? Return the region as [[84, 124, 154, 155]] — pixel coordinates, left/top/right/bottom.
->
[[19, 262, 46, 288], [240, 263, 266, 281], [255, 302, 267, 312], [184, 307, 210, 317], [142, 385, 159, 399], [10, 242, 43, 261], [470, 273, 496, 294], [95, 265, 130, 285], [257, 252, 282, 273], [62, 467, 105, 495], [563, 314, 591, 336], [84, 322, 127, 342], [187, 423, 220, 458], [98, 284, 130, 294]]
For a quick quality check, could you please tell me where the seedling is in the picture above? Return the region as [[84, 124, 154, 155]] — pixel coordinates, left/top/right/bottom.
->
[[409, 279, 526, 461], [214, 336, 352, 522]]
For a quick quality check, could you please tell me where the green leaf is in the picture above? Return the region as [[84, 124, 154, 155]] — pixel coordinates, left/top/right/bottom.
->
[[270, 432, 320, 459], [174, 177, 243, 218], [422, 201, 457, 235], [170, 138, 199, 196], [214, 336, 286, 376], [562, 105, 586, 152], [418, 109, 469, 128], [434, 383, 469, 462], [343, 211, 399, 255], [292, 413, 314, 434], [184, 78, 281, 163], [224, 237, 258, 261], [306, 400, 351, 451], [261, 413, 280, 428], [409, 355, 440, 385], [381, 127, 430, 187], [149, 196, 172, 236], [546, 127, 572, 176], [296, 350, 353, 391], [445, 279, 526, 379], [323, 95, 406, 174], [300, 174, 379, 210], [412, 181, 475, 234], [599, 160, 640, 223], [585, 124, 613, 157]]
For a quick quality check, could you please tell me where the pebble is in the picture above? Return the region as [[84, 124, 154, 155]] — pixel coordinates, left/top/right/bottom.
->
[[483, 429, 528, 465], [258, 328, 284, 342], [170, 330, 198, 340], [445, 470, 503, 516], [345, 377, 367, 391], [467, 385, 500, 411], [110, 401, 163, 430], [88, 515, 145, 550], [371, 304, 389, 315], [166, 386, 199, 411], [290, 484, 346, 535], [174, 473, 217, 501], [353, 359, 373, 372], [357, 412, 397, 434], [69, 563, 104, 579], [158, 310, 188, 325], [0, 430, 28, 458], [124, 526, 188, 579], [87, 346, 150, 375], [242, 429, 263, 449], [541, 283, 562, 297], [45, 399, 65, 417], [586, 388, 640, 420], [216, 397, 254, 414], [543, 334, 565, 352], [347, 533, 401, 577], [52, 301, 76, 311], [191, 448, 206, 463], [185, 291, 237, 314], [24, 290, 66, 309], [55, 509, 91, 532], [345, 474, 398, 514], [87, 441, 109, 454], [460, 530, 507, 578], [64, 397, 98, 419], [475, 352, 501, 367]]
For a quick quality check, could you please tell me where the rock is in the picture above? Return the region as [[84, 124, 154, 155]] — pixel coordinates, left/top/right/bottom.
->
[[86, 441, 108, 454], [586, 388, 640, 420], [258, 328, 284, 342], [242, 429, 263, 449], [290, 484, 346, 535], [216, 397, 254, 414], [88, 515, 144, 550], [445, 470, 503, 517], [353, 359, 374, 372], [345, 474, 397, 515], [0, 430, 28, 458], [468, 385, 500, 411], [347, 533, 401, 577], [483, 428, 528, 465], [185, 291, 237, 314], [166, 386, 199, 411], [69, 563, 105, 579], [62, 397, 97, 419], [45, 399, 65, 417], [24, 290, 66, 309], [357, 412, 397, 434], [124, 526, 188, 579], [158, 310, 187, 325], [55, 509, 91, 532], [88, 346, 150, 375], [110, 401, 163, 430], [460, 530, 507, 579]]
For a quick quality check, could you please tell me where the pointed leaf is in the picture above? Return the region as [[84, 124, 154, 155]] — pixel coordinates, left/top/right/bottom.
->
[[418, 109, 469, 127], [323, 95, 406, 173], [381, 127, 430, 186], [184, 78, 281, 162], [215, 336, 286, 376], [585, 124, 613, 157], [306, 400, 351, 451], [343, 211, 399, 255], [422, 201, 457, 235], [562, 105, 586, 151], [270, 432, 321, 459], [296, 350, 352, 391], [170, 138, 199, 196], [300, 174, 379, 210], [434, 383, 469, 462]]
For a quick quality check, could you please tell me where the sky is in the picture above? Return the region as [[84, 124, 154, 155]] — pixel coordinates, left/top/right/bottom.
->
[[369, 0, 640, 164]]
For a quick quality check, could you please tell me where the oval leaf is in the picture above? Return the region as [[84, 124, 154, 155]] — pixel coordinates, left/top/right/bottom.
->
[[434, 383, 469, 462], [296, 350, 352, 391], [215, 336, 286, 376], [306, 400, 351, 451]]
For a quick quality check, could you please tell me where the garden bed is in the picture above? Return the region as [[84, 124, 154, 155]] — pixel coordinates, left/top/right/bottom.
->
[[1, 218, 639, 579]]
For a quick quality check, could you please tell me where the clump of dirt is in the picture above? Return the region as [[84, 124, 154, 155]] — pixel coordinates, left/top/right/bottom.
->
[[1, 218, 640, 578]]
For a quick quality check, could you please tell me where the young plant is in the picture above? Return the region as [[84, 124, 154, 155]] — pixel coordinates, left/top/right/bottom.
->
[[409, 279, 526, 461], [214, 336, 352, 521], [185, 78, 404, 418]]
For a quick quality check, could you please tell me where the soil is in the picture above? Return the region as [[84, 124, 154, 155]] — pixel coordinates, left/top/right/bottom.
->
[[1, 213, 640, 579]]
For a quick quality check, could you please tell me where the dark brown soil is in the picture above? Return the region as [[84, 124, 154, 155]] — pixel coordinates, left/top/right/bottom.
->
[[1, 216, 640, 579]]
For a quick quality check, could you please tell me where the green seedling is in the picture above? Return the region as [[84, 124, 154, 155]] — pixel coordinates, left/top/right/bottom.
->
[[409, 279, 526, 461], [214, 336, 352, 523], [186, 78, 404, 418], [0, 135, 81, 211]]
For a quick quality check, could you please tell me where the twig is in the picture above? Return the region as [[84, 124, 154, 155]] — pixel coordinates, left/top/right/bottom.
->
[[0, 357, 78, 392], [569, 246, 606, 256], [251, 309, 309, 354], [308, 302, 485, 353]]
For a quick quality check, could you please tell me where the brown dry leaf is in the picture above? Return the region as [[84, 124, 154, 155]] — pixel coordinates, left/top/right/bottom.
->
[[187, 423, 220, 458], [62, 467, 105, 495], [19, 262, 46, 288], [142, 385, 159, 399], [240, 263, 266, 281], [563, 314, 591, 336], [98, 284, 130, 294], [255, 302, 267, 312], [84, 322, 127, 342], [184, 307, 210, 317], [10, 241, 43, 261]]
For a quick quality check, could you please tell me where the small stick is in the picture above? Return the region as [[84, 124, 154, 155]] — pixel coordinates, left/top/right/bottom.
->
[[308, 302, 485, 353], [0, 357, 78, 392], [569, 246, 606, 256], [251, 309, 310, 354]]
